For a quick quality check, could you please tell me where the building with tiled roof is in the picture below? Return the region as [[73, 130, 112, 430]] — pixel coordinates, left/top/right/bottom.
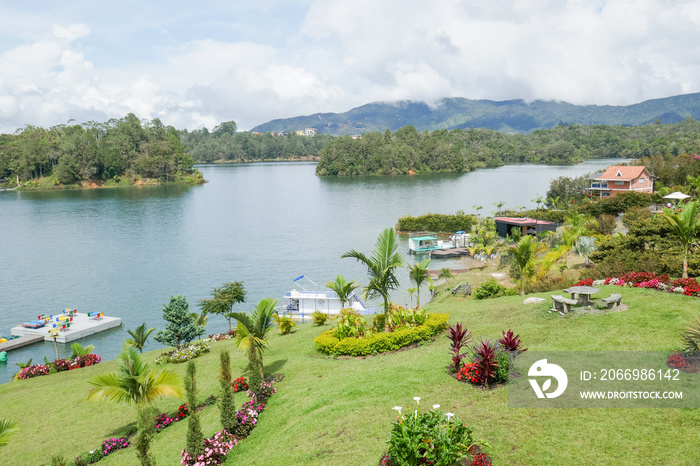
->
[[590, 166, 653, 198]]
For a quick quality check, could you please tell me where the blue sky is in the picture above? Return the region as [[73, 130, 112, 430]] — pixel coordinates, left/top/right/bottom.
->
[[1, 0, 700, 133]]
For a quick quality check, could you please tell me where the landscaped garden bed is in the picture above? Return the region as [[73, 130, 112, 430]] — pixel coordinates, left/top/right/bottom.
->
[[314, 307, 448, 356]]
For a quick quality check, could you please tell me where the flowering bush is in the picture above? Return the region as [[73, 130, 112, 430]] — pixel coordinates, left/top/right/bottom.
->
[[672, 277, 699, 288], [457, 362, 482, 384], [684, 284, 700, 297], [16, 364, 51, 380], [154, 412, 176, 432], [232, 376, 248, 393], [668, 352, 689, 368], [180, 429, 237, 466], [384, 398, 488, 466], [73, 353, 102, 367], [204, 331, 234, 342], [177, 403, 189, 420], [156, 343, 211, 365], [51, 358, 71, 372], [248, 380, 277, 401], [102, 437, 129, 456], [230, 401, 260, 439], [575, 278, 594, 286]]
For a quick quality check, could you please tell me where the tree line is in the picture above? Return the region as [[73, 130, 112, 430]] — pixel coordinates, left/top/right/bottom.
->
[[179, 121, 334, 163], [316, 118, 700, 176], [0, 114, 195, 185]]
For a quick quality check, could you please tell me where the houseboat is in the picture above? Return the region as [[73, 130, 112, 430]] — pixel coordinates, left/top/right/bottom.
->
[[279, 276, 374, 321], [408, 232, 470, 253]]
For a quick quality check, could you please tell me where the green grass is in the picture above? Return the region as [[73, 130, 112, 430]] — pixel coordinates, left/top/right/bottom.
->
[[1, 286, 699, 465]]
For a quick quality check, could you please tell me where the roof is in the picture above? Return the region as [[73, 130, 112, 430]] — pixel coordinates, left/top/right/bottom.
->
[[494, 217, 556, 226], [595, 166, 649, 181], [662, 191, 691, 200], [409, 236, 438, 241]]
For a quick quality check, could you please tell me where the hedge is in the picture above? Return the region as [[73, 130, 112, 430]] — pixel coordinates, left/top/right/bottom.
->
[[396, 213, 477, 233], [314, 313, 449, 356]]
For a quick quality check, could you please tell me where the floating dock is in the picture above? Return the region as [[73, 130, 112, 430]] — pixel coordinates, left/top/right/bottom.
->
[[429, 247, 468, 258], [10, 312, 121, 344], [0, 335, 45, 352]]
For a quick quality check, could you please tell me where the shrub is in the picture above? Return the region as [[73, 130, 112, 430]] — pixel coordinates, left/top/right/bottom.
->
[[176, 403, 189, 420], [668, 352, 689, 369], [384, 303, 427, 331], [373, 313, 386, 331], [16, 364, 50, 380], [493, 351, 511, 384], [385, 398, 486, 466], [672, 277, 699, 288], [180, 429, 237, 466], [155, 342, 211, 365], [681, 314, 700, 351], [473, 278, 508, 300], [154, 412, 176, 432], [331, 309, 368, 339], [273, 314, 296, 335], [447, 322, 472, 373], [72, 353, 101, 367], [102, 437, 129, 456], [311, 311, 328, 326], [597, 214, 617, 235], [51, 358, 70, 372], [472, 340, 499, 386], [499, 329, 527, 354], [232, 376, 249, 393], [315, 313, 449, 356]]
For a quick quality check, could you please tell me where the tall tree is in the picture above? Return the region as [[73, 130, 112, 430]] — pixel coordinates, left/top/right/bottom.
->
[[199, 282, 247, 331], [407, 258, 431, 307], [154, 295, 203, 348], [230, 298, 278, 389], [324, 275, 360, 309], [218, 351, 236, 433], [342, 228, 404, 320], [662, 201, 700, 278], [87, 348, 183, 466], [184, 362, 204, 460]]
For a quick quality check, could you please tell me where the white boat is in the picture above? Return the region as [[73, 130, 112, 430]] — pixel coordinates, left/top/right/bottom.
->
[[408, 231, 470, 253], [278, 276, 374, 322]]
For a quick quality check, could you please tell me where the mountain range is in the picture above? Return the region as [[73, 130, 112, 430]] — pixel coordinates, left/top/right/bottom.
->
[[250, 92, 700, 136]]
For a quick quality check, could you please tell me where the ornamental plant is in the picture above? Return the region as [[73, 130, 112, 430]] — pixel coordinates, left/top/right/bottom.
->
[[499, 329, 527, 354], [447, 322, 472, 373], [331, 309, 368, 339], [472, 340, 499, 386], [154, 412, 176, 432], [384, 398, 488, 466], [180, 429, 237, 466], [668, 352, 689, 369], [176, 403, 189, 420], [232, 376, 249, 393], [102, 437, 129, 456]]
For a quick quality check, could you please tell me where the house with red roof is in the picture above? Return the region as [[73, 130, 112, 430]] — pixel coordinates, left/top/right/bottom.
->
[[590, 166, 654, 198]]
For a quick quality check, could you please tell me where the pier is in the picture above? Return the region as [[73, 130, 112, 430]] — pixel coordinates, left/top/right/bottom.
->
[[0, 335, 45, 352], [10, 312, 122, 344]]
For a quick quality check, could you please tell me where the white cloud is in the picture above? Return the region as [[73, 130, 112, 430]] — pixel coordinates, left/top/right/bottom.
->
[[1, 1, 700, 133]]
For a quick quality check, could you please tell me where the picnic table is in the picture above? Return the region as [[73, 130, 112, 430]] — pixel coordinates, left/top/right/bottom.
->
[[564, 286, 600, 305]]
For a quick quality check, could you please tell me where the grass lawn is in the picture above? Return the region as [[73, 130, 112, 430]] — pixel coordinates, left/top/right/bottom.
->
[[1, 285, 698, 465]]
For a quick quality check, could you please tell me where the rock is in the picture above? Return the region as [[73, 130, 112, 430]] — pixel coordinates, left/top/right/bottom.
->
[[524, 297, 545, 304]]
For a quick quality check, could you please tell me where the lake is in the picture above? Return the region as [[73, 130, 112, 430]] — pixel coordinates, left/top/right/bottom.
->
[[0, 159, 626, 382]]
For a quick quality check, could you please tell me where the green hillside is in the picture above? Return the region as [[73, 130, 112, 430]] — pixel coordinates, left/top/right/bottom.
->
[[251, 92, 700, 136]]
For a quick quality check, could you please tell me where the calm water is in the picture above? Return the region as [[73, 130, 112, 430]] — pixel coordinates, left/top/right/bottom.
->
[[0, 159, 624, 382]]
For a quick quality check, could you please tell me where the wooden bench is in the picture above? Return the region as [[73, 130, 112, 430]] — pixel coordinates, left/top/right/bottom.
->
[[551, 295, 578, 314], [451, 283, 472, 296], [600, 293, 622, 309]]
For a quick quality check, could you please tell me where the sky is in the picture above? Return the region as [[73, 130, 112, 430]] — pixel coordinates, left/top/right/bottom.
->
[[1, 0, 700, 134]]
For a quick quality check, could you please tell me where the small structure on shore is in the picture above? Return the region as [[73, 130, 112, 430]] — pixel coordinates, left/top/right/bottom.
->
[[495, 217, 557, 238], [11, 310, 121, 344]]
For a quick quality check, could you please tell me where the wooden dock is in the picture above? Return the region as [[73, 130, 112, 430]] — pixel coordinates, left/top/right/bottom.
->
[[429, 247, 468, 258], [0, 335, 45, 352]]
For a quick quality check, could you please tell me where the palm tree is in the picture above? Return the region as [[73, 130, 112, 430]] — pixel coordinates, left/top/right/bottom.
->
[[125, 323, 156, 353], [0, 419, 19, 449], [509, 235, 547, 295], [71, 342, 95, 359], [571, 236, 597, 267], [342, 228, 404, 320], [230, 298, 278, 380], [662, 201, 700, 278], [325, 275, 360, 309], [87, 348, 183, 466], [407, 257, 431, 307]]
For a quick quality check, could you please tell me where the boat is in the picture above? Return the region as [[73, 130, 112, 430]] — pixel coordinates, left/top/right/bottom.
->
[[278, 276, 374, 321], [408, 231, 470, 254]]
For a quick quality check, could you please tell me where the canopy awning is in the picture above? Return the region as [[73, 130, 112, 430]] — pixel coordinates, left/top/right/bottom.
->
[[662, 191, 691, 200]]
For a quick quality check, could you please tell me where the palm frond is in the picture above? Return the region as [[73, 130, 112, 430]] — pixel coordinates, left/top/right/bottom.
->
[[0, 419, 20, 447]]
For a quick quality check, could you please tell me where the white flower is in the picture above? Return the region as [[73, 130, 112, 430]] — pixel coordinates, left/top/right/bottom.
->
[[432, 404, 440, 410], [413, 396, 421, 404], [392, 406, 402, 415], [446, 412, 455, 421]]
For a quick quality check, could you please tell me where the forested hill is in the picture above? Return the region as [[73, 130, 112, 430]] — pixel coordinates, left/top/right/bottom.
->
[[251, 92, 700, 136]]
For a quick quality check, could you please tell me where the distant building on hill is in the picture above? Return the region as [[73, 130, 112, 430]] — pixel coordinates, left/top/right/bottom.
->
[[304, 128, 317, 137], [590, 166, 654, 198]]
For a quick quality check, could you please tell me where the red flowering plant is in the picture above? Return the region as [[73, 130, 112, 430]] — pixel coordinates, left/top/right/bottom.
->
[[672, 277, 699, 288], [72, 353, 102, 368], [51, 358, 71, 372], [232, 376, 249, 393], [457, 362, 482, 384], [176, 403, 189, 420], [668, 352, 689, 369]]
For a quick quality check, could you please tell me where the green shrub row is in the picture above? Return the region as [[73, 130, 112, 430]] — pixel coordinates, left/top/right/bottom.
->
[[314, 313, 449, 356], [396, 213, 477, 233]]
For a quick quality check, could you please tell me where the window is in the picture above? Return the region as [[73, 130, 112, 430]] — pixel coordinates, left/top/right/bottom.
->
[[614, 181, 624, 185], [602, 192, 611, 197], [639, 177, 645, 183]]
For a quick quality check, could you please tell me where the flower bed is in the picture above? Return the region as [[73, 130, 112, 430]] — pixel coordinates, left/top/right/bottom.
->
[[15, 353, 102, 380], [155, 342, 211, 365], [577, 273, 700, 297], [314, 313, 449, 356]]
